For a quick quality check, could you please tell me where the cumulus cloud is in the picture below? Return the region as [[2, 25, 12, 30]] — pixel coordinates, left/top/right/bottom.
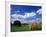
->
[[11, 12, 36, 24], [11, 8, 42, 24], [36, 9, 42, 14], [11, 12, 36, 19], [24, 12, 36, 18]]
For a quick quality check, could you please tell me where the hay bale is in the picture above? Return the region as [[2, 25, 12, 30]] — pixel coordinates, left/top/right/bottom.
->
[[31, 22, 42, 31]]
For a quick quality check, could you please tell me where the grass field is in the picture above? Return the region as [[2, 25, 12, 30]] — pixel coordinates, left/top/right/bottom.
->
[[11, 23, 42, 32], [11, 25, 30, 32]]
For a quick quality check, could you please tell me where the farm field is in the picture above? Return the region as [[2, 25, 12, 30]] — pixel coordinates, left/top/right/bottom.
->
[[11, 23, 42, 32], [11, 24, 30, 32]]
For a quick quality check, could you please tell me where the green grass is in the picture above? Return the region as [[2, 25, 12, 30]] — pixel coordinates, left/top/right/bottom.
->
[[11, 25, 30, 32], [11, 24, 42, 32]]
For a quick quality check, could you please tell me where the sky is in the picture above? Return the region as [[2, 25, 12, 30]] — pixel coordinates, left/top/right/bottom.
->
[[10, 5, 42, 24]]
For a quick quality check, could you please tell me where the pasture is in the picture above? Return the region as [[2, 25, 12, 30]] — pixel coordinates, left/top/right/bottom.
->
[[11, 22, 42, 32]]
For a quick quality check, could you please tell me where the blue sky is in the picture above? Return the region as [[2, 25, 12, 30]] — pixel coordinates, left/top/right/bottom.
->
[[11, 5, 42, 23]]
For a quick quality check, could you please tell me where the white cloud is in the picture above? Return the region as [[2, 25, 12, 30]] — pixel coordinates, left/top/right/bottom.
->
[[11, 12, 36, 24], [11, 9, 42, 24], [11, 14, 24, 19], [11, 14, 24, 24], [25, 12, 36, 18], [36, 9, 42, 14]]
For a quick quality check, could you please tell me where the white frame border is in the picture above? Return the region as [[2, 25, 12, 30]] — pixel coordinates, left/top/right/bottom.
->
[[6, 2, 45, 37]]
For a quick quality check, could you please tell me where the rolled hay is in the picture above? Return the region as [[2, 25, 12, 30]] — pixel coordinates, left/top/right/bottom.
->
[[31, 22, 42, 31]]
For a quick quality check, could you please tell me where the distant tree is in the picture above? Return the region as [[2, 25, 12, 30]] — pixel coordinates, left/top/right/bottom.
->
[[14, 20, 21, 26]]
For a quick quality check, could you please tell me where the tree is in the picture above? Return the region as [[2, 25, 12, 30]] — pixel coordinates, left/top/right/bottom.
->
[[14, 20, 21, 26]]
